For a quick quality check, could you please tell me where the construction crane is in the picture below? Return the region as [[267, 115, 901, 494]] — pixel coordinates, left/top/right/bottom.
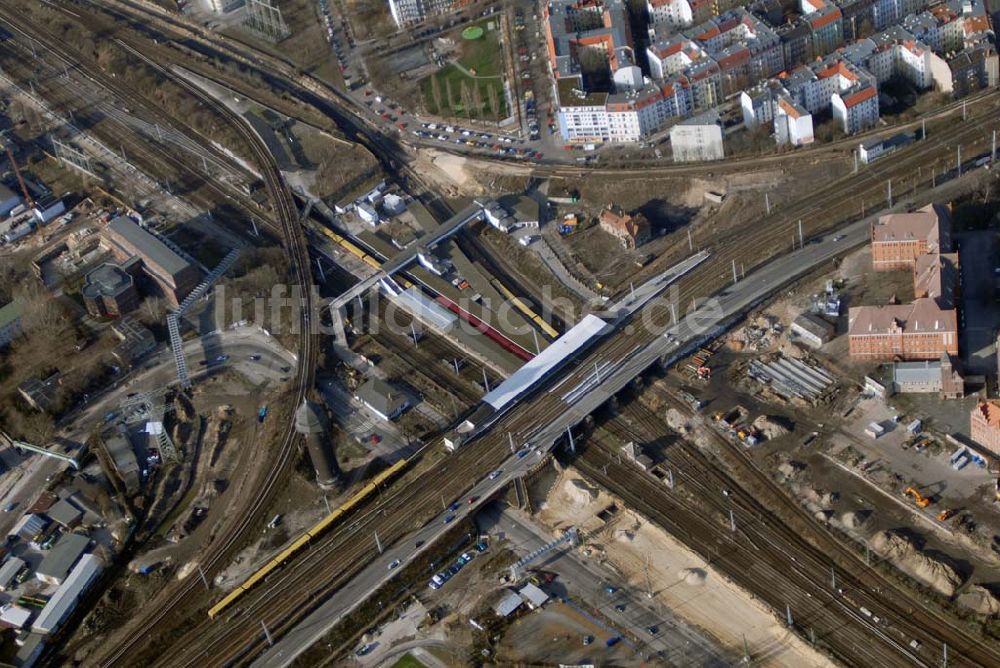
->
[[904, 486, 932, 508], [2, 133, 33, 208]]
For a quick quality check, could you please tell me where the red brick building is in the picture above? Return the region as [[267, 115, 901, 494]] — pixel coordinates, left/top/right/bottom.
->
[[599, 205, 651, 249], [869, 203, 951, 270], [970, 400, 1000, 457], [102, 215, 200, 306], [848, 299, 958, 360]]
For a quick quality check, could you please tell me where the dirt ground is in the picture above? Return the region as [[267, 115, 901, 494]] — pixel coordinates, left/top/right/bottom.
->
[[663, 239, 1000, 618], [536, 467, 834, 668]]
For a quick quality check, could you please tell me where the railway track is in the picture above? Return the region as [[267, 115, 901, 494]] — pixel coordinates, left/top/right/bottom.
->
[[8, 0, 1000, 664], [580, 401, 963, 666], [0, 8, 323, 666]]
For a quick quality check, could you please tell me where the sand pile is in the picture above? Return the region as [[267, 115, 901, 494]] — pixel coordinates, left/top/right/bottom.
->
[[753, 415, 792, 440], [777, 460, 805, 481], [565, 479, 599, 506], [958, 584, 1000, 615], [841, 510, 872, 530], [665, 408, 691, 433], [872, 531, 964, 596]]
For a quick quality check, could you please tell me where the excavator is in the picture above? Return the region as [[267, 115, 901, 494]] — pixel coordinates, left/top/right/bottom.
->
[[904, 486, 932, 508]]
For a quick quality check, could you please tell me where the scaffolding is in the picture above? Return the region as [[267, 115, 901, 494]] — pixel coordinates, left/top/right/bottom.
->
[[243, 0, 290, 43], [119, 389, 179, 463]]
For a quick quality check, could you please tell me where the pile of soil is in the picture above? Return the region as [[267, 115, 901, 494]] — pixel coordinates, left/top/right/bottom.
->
[[565, 479, 599, 506], [753, 415, 792, 440], [872, 531, 964, 596], [957, 584, 1000, 615], [841, 510, 872, 530], [665, 408, 691, 433]]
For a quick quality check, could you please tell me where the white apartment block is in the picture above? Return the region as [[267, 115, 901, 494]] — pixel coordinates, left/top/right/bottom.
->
[[670, 111, 725, 161], [387, 0, 454, 26], [774, 97, 815, 145], [648, 0, 693, 28], [832, 85, 880, 133], [558, 79, 690, 143], [647, 38, 707, 80]]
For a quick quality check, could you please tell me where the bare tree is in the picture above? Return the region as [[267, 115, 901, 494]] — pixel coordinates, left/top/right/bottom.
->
[[430, 74, 443, 114], [471, 84, 483, 119], [487, 85, 501, 124], [459, 80, 473, 120], [137, 296, 167, 326], [445, 78, 455, 116]]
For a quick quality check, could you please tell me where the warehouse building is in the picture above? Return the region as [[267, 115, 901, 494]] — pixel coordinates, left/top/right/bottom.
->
[[102, 216, 200, 305], [0, 557, 26, 591], [9, 514, 49, 542], [32, 554, 102, 635], [46, 499, 84, 530], [892, 355, 963, 398], [0, 183, 22, 217]]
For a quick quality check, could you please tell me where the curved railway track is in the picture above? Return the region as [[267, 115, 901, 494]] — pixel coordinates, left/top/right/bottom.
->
[[9, 0, 1000, 664], [0, 7, 321, 666]]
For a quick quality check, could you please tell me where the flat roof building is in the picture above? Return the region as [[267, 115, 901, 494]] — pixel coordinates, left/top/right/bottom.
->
[[35, 533, 89, 586], [111, 317, 156, 369], [32, 553, 102, 634], [81, 262, 140, 318], [791, 312, 834, 347]]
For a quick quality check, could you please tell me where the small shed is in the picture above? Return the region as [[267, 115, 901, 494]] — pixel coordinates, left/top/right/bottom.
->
[[494, 590, 524, 617], [518, 582, 549, 609], [791, 312, 834, 348]]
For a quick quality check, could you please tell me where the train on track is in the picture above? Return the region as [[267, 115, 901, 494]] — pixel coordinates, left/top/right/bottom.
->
[[490, 278, 559, 340], [207, 458, 410, 619]]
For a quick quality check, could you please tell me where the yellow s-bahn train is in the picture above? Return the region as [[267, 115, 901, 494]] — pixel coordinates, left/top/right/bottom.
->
[[490, 279, 559, 340], [207, 458, 410, 619], [314, 224, 415, 290]]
